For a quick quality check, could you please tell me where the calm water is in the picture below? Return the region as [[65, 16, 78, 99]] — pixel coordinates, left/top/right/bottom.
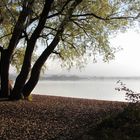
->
[[32, 79, 140, 101]]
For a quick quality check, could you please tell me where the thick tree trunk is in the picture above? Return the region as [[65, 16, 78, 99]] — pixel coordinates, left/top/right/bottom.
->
[[22, 39, 60, 97], [10, 60, 31, 100], [0, 58, 1, 82], [6, 1, 35, 100], [22, 0, 83, 97], [22, 66, 41, 97], [22, 33, 61, 97], [0, 50, 10, 98], [11, 0, 54, 100]]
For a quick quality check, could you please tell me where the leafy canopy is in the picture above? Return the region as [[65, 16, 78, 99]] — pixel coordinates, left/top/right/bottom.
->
[[0, 0, 140, 71]]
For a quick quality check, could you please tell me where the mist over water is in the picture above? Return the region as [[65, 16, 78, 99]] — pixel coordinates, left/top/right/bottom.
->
[[32, 79, 140, 102]]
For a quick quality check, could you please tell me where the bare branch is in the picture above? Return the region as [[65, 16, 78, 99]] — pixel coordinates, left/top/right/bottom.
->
[[72, 12, 140, 21], [72, 13, 109, 20], [108, 14, 140, 20]]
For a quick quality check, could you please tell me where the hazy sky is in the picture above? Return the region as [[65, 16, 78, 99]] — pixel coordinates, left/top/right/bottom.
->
[[46, 28, 140, 77]]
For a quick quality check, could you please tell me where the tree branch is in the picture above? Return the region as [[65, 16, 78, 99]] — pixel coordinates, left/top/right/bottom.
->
[[1, 0, 17, 24], [7, 0, 35, 56], [65, 40, 80, 56], [72, 20, 89, 37], [34, 0, 83, 67], [47, 0, 72, 19], [39, 33, 53, 39], [72, 12, 140, 21], [52, 50, 64, 60], [22, 0, 83, 96], [20, 30, 29, 41], [0, 33, 12, 40], [44, 26, 57, 31]]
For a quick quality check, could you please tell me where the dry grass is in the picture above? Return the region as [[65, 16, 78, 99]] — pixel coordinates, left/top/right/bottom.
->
[[0, 95, 127, 140]]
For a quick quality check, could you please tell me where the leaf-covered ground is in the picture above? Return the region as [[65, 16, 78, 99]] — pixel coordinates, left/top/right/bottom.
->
[[0, 95, 129, 140]]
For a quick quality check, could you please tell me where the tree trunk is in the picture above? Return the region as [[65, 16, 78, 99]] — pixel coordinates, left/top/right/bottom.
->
[[22, 33, 61, 97], [11, 0, 54, 100], [10, 59, 31, 100], [6, 1, 35, 100], [0, 50, 10, 98], [9, 42, 33, 100], [0, 58, 1, 83], [22, 0, 83, 97], [22, 66, 41, 97], [22, 39, 60, 97]]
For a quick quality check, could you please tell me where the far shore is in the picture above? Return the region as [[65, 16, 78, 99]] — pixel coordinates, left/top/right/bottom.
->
[[9, 74, 140, 81]]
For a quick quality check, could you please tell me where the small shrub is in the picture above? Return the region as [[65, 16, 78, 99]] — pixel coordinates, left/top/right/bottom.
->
[[115, 80, 140, 103]]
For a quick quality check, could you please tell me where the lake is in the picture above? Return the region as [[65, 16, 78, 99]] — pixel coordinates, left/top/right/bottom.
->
[[32, 79, 140, 102]]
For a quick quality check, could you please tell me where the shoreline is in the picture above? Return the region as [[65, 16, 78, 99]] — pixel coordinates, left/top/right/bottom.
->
[[32, 93, 127, 103]]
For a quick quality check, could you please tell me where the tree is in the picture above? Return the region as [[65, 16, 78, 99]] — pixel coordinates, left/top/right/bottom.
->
[[0, 0, 140, 100]]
